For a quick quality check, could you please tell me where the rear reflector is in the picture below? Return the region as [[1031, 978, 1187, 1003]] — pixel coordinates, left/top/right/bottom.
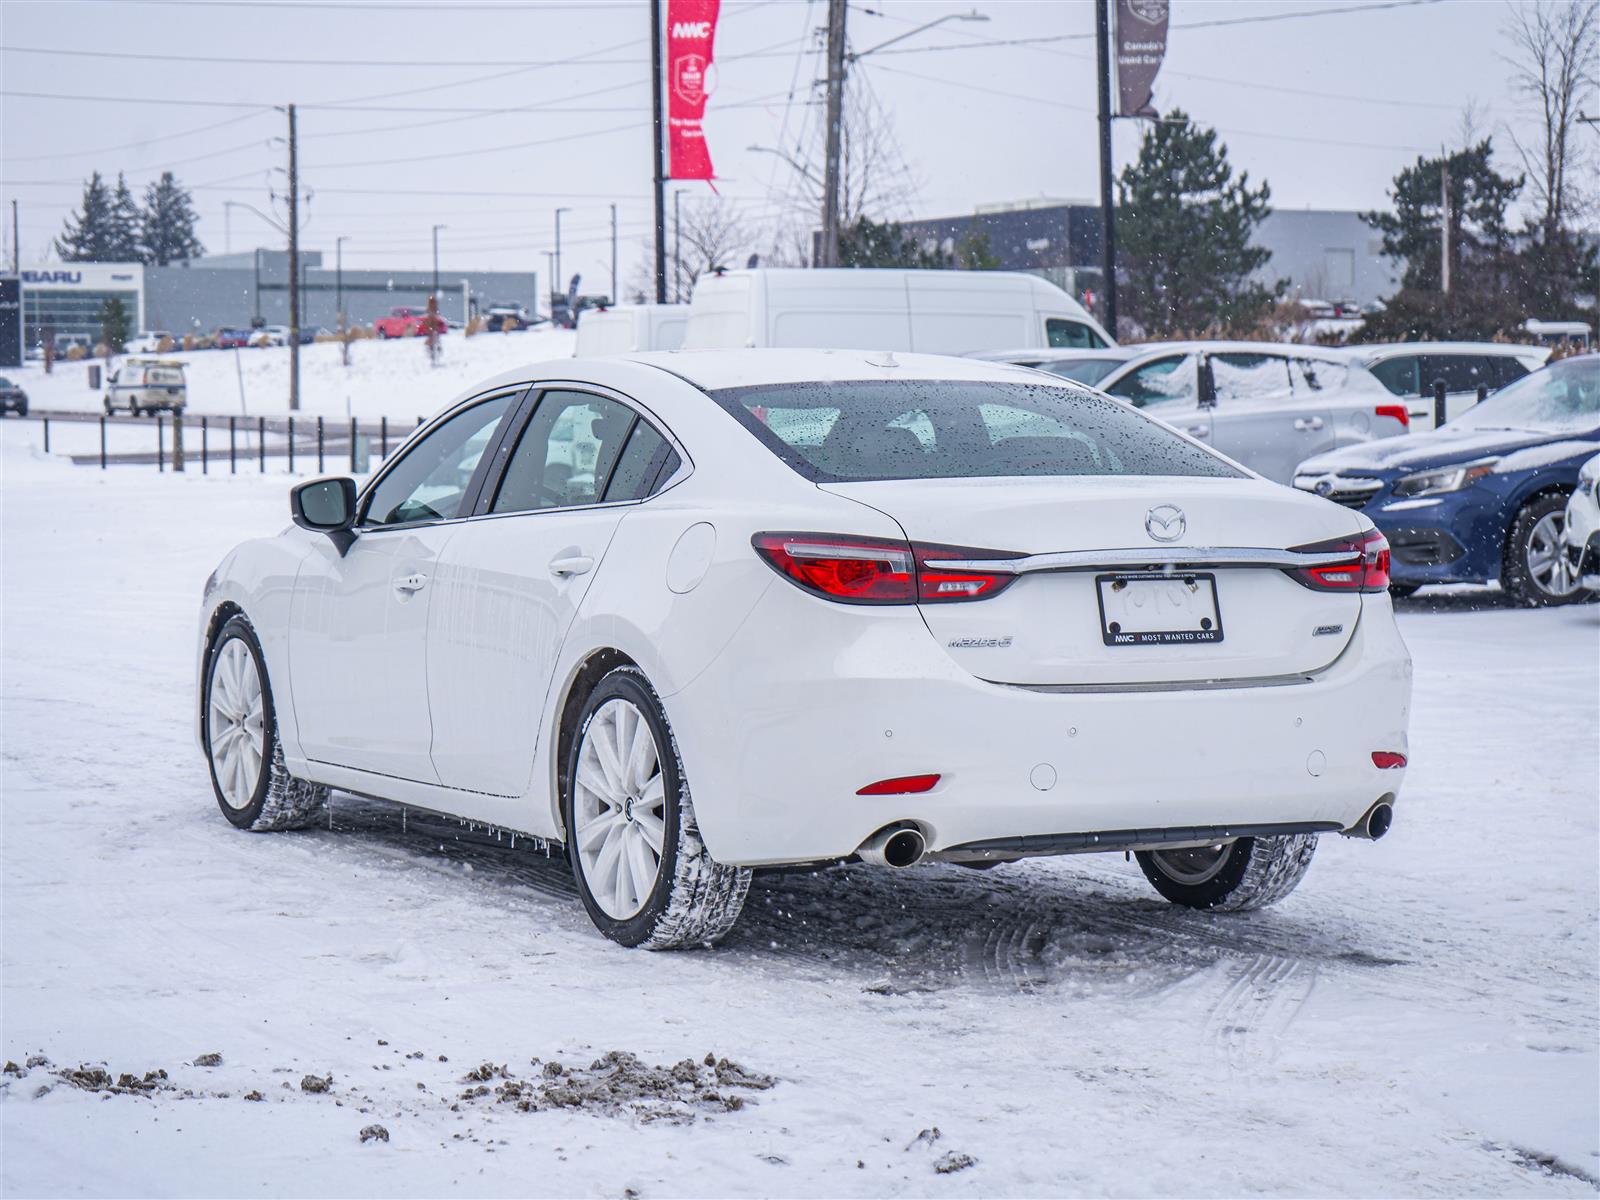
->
[[1375, 404, 1410, 428], [753, 532, 1017, 605], [1287, 528, 1391, 593], [1371, 751, 1407, 769], [856, 774, 941, 796]]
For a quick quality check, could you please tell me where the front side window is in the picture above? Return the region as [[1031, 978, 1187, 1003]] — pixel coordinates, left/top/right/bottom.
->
[[710, 379, 1241, 483], [362, 393, 515, 526], [1104, 355, 1193, 408], [1045, 318, 1108, 349], [491, 391, 641, 513]]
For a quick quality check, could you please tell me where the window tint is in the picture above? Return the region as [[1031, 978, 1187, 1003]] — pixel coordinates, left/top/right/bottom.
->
[[709, 379, 1241, 483], [491, 391, 637, 513], [1492, 356, 1531, 387], [1369, 355, 1421, 396], [1421, 354, 1496, 394], [362, 394, 514, 526], [1104, 355, 1193, 408], [1045, 318, 1108, 349], [603, 420, 680, 502]]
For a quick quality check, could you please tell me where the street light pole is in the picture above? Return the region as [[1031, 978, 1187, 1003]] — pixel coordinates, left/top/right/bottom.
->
[[335, 235, 348, 322], [610, 203, 618, 304], [1094, 0, 1118, 336], [673, 190, 683, 302], [554, 207, 571, 306], [431, 224, 445, 301]]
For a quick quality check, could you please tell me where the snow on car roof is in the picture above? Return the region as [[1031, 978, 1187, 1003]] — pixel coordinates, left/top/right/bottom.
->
[[1346, 341, 1549, 361], [621, 348, 1049, 391]]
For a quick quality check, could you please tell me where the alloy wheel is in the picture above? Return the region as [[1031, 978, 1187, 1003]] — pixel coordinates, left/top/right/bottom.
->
[[1148, 843, 1233, 886], [1526, 511, 1579, 597], [573, 699, 667, 920], [208, 638, 265, 810]]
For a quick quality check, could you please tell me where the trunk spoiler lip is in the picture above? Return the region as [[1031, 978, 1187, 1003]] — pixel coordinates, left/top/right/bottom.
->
[[922, 546, 1356, 575]]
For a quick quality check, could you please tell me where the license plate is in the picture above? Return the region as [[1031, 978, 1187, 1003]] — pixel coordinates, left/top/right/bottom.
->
[[1095, 572, 1223, 646]]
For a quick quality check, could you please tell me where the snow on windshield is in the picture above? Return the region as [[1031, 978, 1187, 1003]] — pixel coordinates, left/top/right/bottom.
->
[[1450, 356, 1600, 434]]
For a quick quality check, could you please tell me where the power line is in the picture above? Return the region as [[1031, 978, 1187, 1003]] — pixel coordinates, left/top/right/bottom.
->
[[1, 109, 272, 164], [1, 45, 649, 68]]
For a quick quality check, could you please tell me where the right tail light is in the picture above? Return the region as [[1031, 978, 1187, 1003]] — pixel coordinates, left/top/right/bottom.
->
[[1286, 528, 1391, 593]]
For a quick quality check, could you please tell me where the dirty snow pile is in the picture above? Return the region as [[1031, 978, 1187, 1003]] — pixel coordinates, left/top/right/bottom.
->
[[1, 427, 1597, 1197]]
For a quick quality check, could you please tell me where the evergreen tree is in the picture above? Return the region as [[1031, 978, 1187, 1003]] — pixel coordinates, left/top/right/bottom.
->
[[140, 172, 205, 265], [839, 217, 951, 269], [55, 172, 117, 261], [99, 297, 131, 353], [1117, 110, 1280, 335], [1363, 141, 1521, 293], [956, 228, 1002, 270], [107, 174, 143, 262]]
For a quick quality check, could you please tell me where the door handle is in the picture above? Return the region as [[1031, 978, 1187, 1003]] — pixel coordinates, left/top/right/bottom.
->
[[394, 572, 429, 593], [549, 555, 595, 578], [1293, 417, 1325, 432], [1185, 424, 1211, 437]]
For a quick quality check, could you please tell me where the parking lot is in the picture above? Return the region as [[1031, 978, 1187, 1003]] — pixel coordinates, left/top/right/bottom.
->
[[2, 423, 1595, 1197]]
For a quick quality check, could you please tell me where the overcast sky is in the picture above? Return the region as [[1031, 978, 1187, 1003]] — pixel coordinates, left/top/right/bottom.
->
[[1, 0, 1543, 292]]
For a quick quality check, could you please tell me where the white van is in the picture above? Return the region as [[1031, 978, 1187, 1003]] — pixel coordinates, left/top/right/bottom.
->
[[683, 268, 1114, 354], [574, 304, 689, 356], [104, 358, 187, 417]]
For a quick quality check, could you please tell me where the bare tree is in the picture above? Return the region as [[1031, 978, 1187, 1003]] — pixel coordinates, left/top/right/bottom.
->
[[1503, 0, 1599, 234], [674, 198, 755, 298]]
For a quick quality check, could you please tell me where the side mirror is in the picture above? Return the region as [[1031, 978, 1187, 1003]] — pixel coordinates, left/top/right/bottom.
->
[[291, 476, 358, 555]]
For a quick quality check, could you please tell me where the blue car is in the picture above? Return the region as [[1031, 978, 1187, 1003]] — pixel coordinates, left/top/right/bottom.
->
[[1293, 355, 1600, 605]]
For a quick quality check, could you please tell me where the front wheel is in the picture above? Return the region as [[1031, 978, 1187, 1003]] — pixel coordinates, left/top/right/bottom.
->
[[203, 615, 329, 831], [564, 667, 750, 949], [1136, 833, 1317, 912], [1502, 493, 1584, 606]]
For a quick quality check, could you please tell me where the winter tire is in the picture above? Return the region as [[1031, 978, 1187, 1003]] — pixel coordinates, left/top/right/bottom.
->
[[564, 667, 750, 949], [203, 615, 329, 832], [1502, 493, 1584, 606], [1136, 833, 1317, 912]]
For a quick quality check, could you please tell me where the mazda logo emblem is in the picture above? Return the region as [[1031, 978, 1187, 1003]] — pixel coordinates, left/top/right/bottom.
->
[[1145, 504, 1186, 542]]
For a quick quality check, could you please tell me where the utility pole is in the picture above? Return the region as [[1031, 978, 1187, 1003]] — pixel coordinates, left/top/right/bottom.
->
[[335, 235, 347, 320], [1440, 155, 1451, 295], [819, 0, 848, 268], [11, 200, 19, 273], [1094, 0, 1118, 337], [650, 0, 668, 303], [432, 224, 445, 299], [286, 103, 301, 412], [673, 190, 683, 302], [610, 203, 618, 304], [554, 208, 570, 303]]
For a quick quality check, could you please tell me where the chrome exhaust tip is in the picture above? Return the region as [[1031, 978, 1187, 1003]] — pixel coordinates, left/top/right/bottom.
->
[[1344, 801, 1394, 841], [856, 824, 927, 868]]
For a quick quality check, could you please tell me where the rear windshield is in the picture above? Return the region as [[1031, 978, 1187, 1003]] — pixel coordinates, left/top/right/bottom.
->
[[709, 379, 1241, 483]]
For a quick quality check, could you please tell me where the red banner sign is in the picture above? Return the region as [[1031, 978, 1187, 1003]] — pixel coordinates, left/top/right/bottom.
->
[[666, 0, 720, 181]]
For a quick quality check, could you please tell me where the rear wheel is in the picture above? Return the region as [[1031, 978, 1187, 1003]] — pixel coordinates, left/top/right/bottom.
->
[[1502, 493, 1583, 606], [564, 667, 750, 949], [1136, 834, 1317, 912], [203, 616, 329, 831]]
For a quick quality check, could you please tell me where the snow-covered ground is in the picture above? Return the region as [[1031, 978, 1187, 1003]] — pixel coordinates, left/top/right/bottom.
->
[[2, 428, 1597, 1198], [9, 327, 578, 423]]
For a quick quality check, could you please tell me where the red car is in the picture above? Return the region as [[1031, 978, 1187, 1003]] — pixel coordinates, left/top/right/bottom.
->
[[373, 307, 445, 339], [216, 327, 252, 349]]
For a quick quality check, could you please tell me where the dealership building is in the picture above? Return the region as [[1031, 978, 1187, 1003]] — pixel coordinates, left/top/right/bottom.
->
[[899, 200, 1401, 309], [20, 250, 539, 349]]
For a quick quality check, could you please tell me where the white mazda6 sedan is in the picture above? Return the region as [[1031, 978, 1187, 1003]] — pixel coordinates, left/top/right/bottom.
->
[[197, 350, 1412, 948]]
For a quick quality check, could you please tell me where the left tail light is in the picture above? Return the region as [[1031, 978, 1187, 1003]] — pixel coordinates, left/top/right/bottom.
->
[[1375, 403, 1410, 428], [752, 532, 1017, 605], [1286, 528, 1390, 593]]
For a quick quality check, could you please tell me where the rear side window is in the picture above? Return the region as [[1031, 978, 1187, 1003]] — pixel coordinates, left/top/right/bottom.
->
[[1421, 354, 1496, 394], [709, 379, 1240, 483], [1369, 355, 1420, 396], [1045, 318, 1108, 349], [603, 421, 681, 502], [491, 391, 636, 513]]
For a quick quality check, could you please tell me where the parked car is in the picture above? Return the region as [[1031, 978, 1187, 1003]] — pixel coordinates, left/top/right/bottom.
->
[[483, 303, 541, 332], [1094, 342, 1410, 484], [251, 325, 289, 348], [1293, 354, 1600, 604], [0, 376, 29, 417], [1562, 452, 1600, 593], [374, 307, 445, 339], [966, 346, 1142, 386], [683, 268, 1115, 354], [53, 332, 92, 356], [216, 328, 252, 350], [574, 304, 688, 356], [124, 331, 176, 354], [104, 358, 187, 417], [1343, 342, 1548, 431], [197, 349, 1411, 949]]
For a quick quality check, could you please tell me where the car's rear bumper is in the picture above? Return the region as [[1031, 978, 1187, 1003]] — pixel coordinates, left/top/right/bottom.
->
[[667, 584, 1414, 867]]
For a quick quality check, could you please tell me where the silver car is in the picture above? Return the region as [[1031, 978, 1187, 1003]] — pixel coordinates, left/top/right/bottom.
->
[[1095, 342, 1410, 484], [966, 346, 1142, 387]]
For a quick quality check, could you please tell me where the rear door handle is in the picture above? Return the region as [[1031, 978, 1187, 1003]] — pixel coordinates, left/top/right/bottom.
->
[[1293, 417, 1325, 431], [394, 572, 429, 593], [549, 555, 595, 578]]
